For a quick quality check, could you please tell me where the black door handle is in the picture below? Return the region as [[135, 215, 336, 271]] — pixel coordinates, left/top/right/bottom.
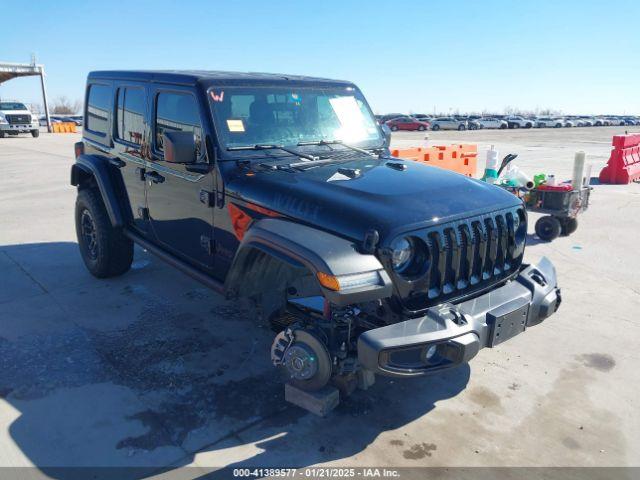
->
[[145, 171, 165, 184]]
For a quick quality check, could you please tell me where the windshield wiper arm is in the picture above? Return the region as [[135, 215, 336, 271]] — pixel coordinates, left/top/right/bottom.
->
[[297, 139, 377, 157], [227, 144, 318, 162]]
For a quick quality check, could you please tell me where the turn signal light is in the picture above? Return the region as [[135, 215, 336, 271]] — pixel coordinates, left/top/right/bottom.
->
[[317, 272, 340, 291]]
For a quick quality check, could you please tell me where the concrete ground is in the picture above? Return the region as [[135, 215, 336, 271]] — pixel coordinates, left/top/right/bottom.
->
[[1, 126, 639, 477]]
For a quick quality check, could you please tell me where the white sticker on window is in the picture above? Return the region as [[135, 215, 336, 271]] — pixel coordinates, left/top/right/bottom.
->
[[226, 119, 245, 132], [329, 96, 368, 142]]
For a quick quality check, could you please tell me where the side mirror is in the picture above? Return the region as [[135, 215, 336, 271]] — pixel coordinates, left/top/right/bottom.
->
[[381, 124, 392, 146], [163, 131, 196, 164]]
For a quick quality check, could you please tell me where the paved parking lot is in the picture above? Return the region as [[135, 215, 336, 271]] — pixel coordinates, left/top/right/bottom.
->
[[1, 127, 639, 476]]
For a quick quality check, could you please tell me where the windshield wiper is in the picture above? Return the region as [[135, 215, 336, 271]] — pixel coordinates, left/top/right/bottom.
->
[[297, 139, 377, 157], [227, 144, 318, 162]]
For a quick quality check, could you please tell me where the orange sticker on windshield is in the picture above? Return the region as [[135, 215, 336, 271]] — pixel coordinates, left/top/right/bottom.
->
[[226, 119, 245, 132]]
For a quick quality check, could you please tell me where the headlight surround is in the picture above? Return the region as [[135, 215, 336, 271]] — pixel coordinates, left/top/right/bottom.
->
[[390, 236, 414, 273], [389, 236, 431, 279]]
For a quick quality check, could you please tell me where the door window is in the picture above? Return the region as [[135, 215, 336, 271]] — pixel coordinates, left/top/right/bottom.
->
[[86, 84, 111, 135], [116, 87, 146, 145], [155, 92, 204, 161]]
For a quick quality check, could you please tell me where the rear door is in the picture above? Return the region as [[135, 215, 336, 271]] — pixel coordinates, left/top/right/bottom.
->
[[112, 83, 150, 234], [145, 86, 215, 270]]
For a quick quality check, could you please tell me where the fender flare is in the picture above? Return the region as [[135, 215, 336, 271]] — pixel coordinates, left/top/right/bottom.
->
[[71, 155, 125, 227], [224, 218, 393, 306]]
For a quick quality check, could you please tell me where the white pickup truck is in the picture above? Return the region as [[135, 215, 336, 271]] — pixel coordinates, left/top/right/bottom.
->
[[0, 101, 40, 138]]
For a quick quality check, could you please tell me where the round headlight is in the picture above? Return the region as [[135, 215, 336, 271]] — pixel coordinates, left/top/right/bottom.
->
[[390, 237, 414, 273]]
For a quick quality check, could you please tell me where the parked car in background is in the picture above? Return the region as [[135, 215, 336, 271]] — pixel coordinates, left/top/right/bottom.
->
[[385, 116, 430, 131], [593, 117, 606, 126], [623, 117, 638, 125], [536, 117, 564, 128], [65, 116, 84, 126], [605, 117, 625, 126], [562, 118, 575, 127], [476, 117, 508, 129], [413, 114, 432, 122], [576, 117, 595, 127], [377, 113, 404, 125], [0, 101, 41, 138], [505, 116, 534, 128], [430, 117, 467, 131]]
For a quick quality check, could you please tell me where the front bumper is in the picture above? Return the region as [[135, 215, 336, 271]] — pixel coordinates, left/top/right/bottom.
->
[[0, 122, 39, 132], [358, 257, 560, 377]]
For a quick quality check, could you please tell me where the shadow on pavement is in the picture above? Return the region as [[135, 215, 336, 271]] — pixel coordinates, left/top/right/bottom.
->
[[0, 242, 470, 479]]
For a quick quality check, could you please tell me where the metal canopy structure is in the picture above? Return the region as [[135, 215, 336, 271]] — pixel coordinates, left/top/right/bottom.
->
[[0, 60, 51, 132]]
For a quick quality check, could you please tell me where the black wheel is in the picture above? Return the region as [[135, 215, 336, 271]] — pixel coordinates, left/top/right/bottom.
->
[[418, 125, 425, 131], [432, 124, 440, 131], [31, 129, 40, 138], [273, 329, 332, 391], [390, 125, 398, 131], [561, 217, 578, 236], [500, 124, 507, 129], [75, 188, 133, 278], [458, 124, 466, 131], [0, 131, 5, 138], [535, 216, 562, 241]]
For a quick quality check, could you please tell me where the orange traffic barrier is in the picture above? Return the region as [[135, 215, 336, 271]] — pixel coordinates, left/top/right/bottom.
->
[[598, 133, 640, 184], [52, 122, 77, 133], [390, 144, 478, 177]]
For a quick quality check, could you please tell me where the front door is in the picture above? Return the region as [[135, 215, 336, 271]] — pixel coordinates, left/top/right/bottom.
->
[[145, 87, 214, 270]]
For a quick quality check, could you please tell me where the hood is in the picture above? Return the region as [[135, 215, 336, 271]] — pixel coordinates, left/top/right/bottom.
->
[[224, 155, 522, 244]]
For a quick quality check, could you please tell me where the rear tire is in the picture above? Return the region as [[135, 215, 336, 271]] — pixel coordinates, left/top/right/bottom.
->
[[31, 129, 40, 138], [75, 188, 133, 278], [561, 218, 578, 236], [0, 131, 5, 138], [432, 124, 440, 131], [418, 125, 425, 131], [458, 124, 466, 131], [535, 216, 561, 241], [390, 125, 398, 131]]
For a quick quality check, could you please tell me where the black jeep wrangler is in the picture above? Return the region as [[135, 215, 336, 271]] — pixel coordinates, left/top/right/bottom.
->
[[71, 70, 560, 392]]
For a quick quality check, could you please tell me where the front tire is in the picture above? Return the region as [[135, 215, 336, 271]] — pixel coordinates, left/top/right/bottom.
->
[[75, 188, 133, 278], [535, 216, 562, 241], [432, 124, 440, 131], [458, 124, 466, 131], [31, 129, 40, 138], [390, 125, 398, 131], [418, 125, 425, 131]]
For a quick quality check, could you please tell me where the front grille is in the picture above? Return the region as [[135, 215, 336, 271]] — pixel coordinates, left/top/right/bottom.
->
[[6, 114, 31, 124], [390, 206, 525, 311]]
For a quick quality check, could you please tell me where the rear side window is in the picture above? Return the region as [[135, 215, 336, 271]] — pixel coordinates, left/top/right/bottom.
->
[[155, 92, 203, 160], [86, 84, 111, 135], [116, 87, 146, 145]]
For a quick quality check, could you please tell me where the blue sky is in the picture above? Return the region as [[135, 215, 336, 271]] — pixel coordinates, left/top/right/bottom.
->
[[1, 0, 638, 115]]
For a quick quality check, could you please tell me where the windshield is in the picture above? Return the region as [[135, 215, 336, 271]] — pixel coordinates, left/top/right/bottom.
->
[[0, 102, 28, 111], [208, 86, 383, 152]]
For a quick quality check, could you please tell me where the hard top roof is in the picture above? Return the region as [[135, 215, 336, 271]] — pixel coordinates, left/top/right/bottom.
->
[[88, 70, 354, 87]]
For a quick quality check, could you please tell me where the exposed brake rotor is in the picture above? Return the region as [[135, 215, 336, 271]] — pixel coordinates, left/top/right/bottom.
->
[[270, 327, 332, 390]]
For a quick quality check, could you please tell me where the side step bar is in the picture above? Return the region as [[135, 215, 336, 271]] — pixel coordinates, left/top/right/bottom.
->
[[124, 230, 225, 295]]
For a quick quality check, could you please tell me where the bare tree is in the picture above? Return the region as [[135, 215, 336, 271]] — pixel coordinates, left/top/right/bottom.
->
[[51, 96, 82, 114]]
